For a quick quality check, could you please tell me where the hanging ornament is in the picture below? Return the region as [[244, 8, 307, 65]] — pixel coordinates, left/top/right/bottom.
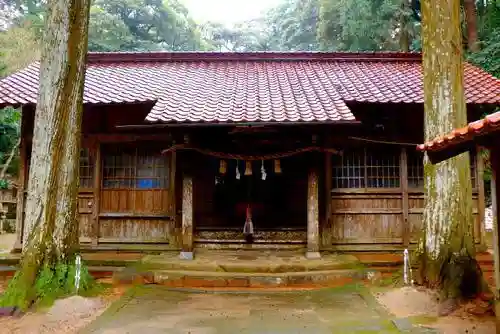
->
[[274, 159, 282, 174], [261, 160, 267, 180], [245, 161, 252, 176], [236, 160, 241, 180], [219, 160, 227, 175]]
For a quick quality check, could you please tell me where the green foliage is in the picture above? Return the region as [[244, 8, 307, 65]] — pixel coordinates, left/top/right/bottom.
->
[[318, 0, 419, 51], [89, 0, 204, 52], [468, 28, 500, 78], [0, 107, 20, 177], [0, 23, 39, 77], [0, 0, 498, 58], [0, 262, 94, 310], [269, 0, 320, 51], [87, 6, 137, 52]]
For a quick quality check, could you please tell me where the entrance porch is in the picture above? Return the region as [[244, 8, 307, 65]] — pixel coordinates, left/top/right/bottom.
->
[[179, 149, 324, 260]]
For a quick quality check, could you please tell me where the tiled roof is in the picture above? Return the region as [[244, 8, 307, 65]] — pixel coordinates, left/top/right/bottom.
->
[[145, 61, 353, 122], [0, 52, 499, 123], [418, 111, 500, 152], [0, 61, 165, 104]]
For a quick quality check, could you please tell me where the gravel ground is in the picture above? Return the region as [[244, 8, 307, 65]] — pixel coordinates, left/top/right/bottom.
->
[[375, 286, 496, 334], [0, 283, 127, 334]]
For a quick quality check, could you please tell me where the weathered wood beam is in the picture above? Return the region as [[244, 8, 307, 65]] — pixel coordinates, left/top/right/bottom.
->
[[490, 149, 500, 334], [168, 150, 178, 246], [306, 168, 321, 259], [401, 148, 410, 247], [180, 174, 194, 260], [476, 148, 486, 247], [91, 141, 101, 247], [83, 133, 172, 143], [490, 148, 500, 329], [322, 151, 333, 248]]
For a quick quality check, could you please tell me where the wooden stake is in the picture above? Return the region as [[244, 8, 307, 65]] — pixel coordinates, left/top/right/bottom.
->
[[306, 169, 320, 259]]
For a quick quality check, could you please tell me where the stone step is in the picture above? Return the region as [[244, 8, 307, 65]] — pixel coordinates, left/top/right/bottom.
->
[[140, 252, 361, 273], [113, 267, 365, 289]]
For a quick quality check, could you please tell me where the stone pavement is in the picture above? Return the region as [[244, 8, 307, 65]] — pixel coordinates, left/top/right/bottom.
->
[[82, 285, 438, 333]]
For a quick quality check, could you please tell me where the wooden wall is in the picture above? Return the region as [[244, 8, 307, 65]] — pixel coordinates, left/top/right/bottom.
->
[[15, 103, 487, 252], [328, 193, 481, 248], [324, 147, 485, 251], [16, 104, 179, 250]]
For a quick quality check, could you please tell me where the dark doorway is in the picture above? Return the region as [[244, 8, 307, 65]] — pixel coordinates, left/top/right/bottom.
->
[[196, 156, 308, 233]]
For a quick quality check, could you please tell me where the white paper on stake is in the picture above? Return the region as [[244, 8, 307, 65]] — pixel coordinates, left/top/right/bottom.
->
[[403, 249, 409, 285], [75, 255, 82, 294]]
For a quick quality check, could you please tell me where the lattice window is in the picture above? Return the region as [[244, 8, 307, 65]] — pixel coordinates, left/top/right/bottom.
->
[[332, 147, 400, 189], [102, 146, 168, 189], [366, 148, 400, 188], [408, 151, 424, 189], [79, 148, 93, 188], [407, 150, 478, 189], [332, 150, 365, 188]]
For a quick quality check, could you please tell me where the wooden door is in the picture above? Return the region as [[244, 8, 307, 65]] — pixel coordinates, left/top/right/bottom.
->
[[77, 192, 95, 243]]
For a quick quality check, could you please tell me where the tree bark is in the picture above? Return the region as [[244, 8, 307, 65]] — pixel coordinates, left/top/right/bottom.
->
[[1, 0, 91, 310], [464, 0, 480, 52], [419, 0, 483, 300], [399, 0, 411, 52]]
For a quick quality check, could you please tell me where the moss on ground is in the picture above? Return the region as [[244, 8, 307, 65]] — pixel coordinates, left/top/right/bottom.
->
[[0, 262, 96, 311]]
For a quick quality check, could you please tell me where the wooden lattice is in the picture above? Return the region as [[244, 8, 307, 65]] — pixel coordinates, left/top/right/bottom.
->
[[79, 148, 93, 188], [102, 146, 169, 189], [406, 150, 478, 189], [332, 149, 365, 188], [333, 147, 400, 189], [407, 151, 424, 189]]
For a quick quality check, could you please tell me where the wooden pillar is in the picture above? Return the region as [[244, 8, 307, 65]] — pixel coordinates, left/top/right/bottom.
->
[[490, 148, 500, 330], [477, 148, 486, 246], [180, 174, 194, 260], [322, 151, 333, 247], [307, 168, 321, 259], [168, 150, 178, 246], [401, 148, 410, 246], [91, 141, 101, 247], [14, 110, 27, 250], [490, 147, 500, 334]]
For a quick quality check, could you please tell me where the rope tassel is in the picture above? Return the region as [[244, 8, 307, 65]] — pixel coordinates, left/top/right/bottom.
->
[[235, 160, 241, 180]]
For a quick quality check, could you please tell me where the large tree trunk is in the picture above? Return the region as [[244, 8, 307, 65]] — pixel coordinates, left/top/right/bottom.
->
[[0, 0, 91, 310], [464, 0, 480, 52], [419, 0, 483, 301]]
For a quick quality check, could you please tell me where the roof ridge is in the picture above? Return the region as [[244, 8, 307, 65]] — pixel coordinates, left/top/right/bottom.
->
[[87, 51, 423, 63]]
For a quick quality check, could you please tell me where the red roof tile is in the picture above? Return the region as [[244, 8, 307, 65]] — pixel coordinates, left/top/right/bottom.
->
[[146, 61, 353, 123], [0, 61, 165, 105], [0, 52, 499, 123], [418, 111, 500, 152]]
